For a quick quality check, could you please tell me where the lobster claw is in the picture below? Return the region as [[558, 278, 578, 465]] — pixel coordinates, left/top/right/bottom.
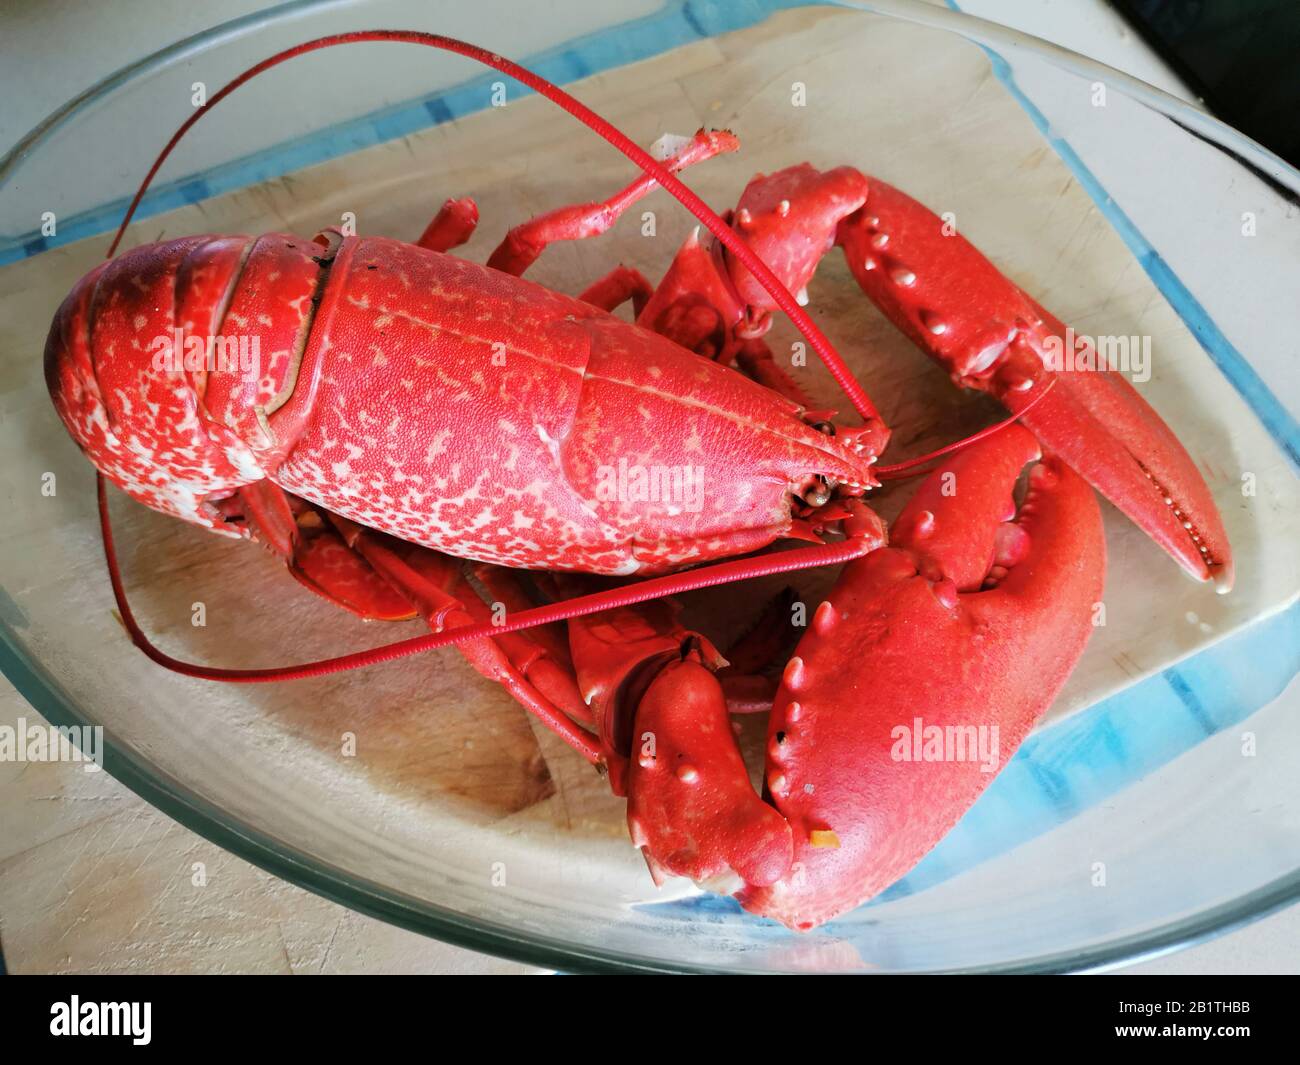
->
[[738, 423, 1104, 930], [626, 657, 794, 889], [565, 599, 793, 885], [999, 310, 1234, 592], [566, 599, 725, 794], [837, 178, 1232, 592]]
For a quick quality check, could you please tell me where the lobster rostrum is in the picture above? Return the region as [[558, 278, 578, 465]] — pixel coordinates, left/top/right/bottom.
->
[[43, 33, 1231, 931]]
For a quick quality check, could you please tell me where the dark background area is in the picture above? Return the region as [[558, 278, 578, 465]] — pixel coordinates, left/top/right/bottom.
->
[[1112, 0, 1300, 168]]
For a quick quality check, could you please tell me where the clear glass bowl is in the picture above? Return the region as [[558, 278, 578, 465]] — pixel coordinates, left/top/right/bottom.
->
[[1, 0, 1297, 972]]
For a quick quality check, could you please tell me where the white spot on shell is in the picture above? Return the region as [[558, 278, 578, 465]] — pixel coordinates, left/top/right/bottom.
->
[[921, 311, 948, 335]]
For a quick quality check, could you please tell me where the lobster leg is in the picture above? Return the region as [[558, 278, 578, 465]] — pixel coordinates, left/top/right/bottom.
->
[[468, 563, 576, 676], [465, 561, 594, 727], [486, 129, 739, 277], [225, 481, 601, 760], [216, 484, 418, 620], [416, 196, 480, 251], [577, 265, 654, 316], [335, 522, 601, 760]]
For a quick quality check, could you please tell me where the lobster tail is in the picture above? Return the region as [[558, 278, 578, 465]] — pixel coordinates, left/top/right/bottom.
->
[[45, 235, 326, 532]]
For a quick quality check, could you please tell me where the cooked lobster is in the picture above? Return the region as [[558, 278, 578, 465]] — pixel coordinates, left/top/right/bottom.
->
[[43, 32, 1231, 930]]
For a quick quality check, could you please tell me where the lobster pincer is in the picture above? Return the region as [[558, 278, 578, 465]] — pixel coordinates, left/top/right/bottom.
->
[[740, 424, 1103, 928], [836, 178, 1232, 591], [561, 595, 797, 888]]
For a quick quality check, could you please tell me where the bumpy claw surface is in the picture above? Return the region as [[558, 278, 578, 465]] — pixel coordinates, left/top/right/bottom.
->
[[566, 599, 726, 794], [739, 424, 1104, 930], [837, 178, 1231, 590], [725, 164, 869, 315], [627, 658, 794, 889]]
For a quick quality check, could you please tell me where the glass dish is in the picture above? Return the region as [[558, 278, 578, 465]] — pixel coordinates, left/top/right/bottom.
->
[[1, 0, 1297, 972]]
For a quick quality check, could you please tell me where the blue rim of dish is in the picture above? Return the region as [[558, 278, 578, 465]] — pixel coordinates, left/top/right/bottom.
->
[[1, 0, 1297, 973]]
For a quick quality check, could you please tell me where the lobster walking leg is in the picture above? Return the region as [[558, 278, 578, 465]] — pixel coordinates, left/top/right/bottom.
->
[[339, 522, 602, 761], [486, 129, 739, 277], [416, 196, 480, 251], [227, 480, 602, 760], [216, 484, 418, 620], [468, 564, 576, 676], [577, 265, 654, 316], [466, 561, 595, 727]]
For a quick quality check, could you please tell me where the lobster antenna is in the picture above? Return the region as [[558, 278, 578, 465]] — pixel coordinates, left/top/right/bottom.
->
[[874, 379, 1056, 480]]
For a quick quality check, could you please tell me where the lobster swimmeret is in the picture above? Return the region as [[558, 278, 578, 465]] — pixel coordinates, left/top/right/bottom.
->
[[44, 33, 1231, 931]]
